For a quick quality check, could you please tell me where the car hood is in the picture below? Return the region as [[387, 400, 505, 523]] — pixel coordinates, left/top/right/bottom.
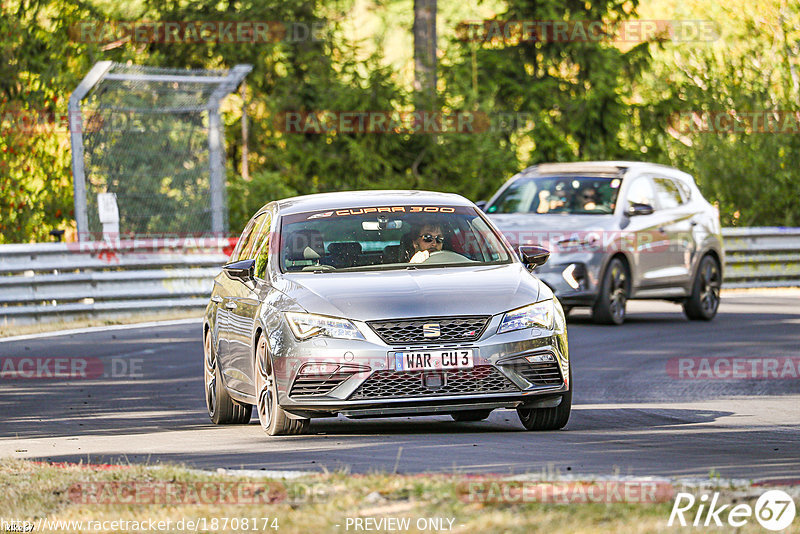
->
[[488, 213, 620, 245], [276, 263, 544, 321]]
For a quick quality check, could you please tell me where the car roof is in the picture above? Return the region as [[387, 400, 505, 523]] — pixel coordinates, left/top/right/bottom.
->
[[518, 161, 693, 181], [267, 190, 473, 216]]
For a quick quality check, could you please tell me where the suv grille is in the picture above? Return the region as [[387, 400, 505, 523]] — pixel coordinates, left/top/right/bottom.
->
[[504, 360, 563, 387], [290, 371, 357, 397], [348, 365, 518, 400], [368, 316, 490, 345]]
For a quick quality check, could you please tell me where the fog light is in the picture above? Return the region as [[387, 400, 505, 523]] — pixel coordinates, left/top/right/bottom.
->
[[525, 353, 555, 363], [299, 363, 339, 375], [562, 264, 580, 289], [562, 263, 587, 290]]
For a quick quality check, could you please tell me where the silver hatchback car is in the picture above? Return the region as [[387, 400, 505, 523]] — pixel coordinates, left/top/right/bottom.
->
[[203, 191, 570, 435], [481, 161, 723, 325]]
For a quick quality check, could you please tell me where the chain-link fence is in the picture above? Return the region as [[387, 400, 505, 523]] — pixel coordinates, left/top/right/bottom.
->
[[70, 62, 251, 240]]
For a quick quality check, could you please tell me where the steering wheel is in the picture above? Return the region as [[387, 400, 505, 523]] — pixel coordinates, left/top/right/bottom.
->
[[420, 250, 472, 264], [301, 264, 336, 271]]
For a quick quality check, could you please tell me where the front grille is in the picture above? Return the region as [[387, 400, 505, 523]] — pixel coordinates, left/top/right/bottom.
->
[[368, 316, 490, 345], [348, 365, 519, 400], [504, 360, 564, 387], [290, 371, 357, 397]]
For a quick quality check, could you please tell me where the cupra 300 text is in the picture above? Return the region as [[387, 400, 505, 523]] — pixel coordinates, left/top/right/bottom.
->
[[203, 191, 570, 435]]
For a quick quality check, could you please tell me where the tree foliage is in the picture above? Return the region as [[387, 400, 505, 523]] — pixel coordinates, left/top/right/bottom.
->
[[1, 0, 798, 242]]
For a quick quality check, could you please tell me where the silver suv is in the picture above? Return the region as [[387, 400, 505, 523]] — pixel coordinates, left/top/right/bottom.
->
[[481, 161, 723, 325]]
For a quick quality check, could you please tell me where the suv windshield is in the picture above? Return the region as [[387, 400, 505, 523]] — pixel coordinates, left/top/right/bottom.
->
[[487, 176, 621, 215], [280, 205, 513, 273]]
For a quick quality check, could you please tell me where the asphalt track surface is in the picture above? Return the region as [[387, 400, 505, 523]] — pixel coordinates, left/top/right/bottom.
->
[[1, 293, 798, 480]]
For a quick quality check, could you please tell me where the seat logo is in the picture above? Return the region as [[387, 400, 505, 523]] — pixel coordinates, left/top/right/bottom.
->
[[423, 323, 441, 338]]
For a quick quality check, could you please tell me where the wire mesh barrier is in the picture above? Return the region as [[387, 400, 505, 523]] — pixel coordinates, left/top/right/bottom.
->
[[1, 228, 798, 328], [70, 62, 252, 240]]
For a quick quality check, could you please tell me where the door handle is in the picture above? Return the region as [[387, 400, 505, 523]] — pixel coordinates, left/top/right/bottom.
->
[[211, 296, 223, 303], [225, 301, 238, 310]]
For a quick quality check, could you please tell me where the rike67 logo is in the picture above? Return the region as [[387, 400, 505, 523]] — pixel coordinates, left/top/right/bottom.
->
[[668, 489, 796, 531]]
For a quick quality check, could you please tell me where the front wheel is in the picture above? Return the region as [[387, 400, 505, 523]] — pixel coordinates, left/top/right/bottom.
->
[[255, 334, 309, 436], [517, 369, 572, 431], [683, 255, 721, 321], [592, 258, 628, 325], [204, 329, 251, 424]]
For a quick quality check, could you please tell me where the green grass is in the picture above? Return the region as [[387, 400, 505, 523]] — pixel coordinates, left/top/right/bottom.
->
[[0, 459, 777, 533]]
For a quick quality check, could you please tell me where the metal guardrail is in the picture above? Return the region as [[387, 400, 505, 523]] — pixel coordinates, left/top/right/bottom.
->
[[0, 238, 234, 328], [721, 227, 800, 289], [0, 228, 797, 327]]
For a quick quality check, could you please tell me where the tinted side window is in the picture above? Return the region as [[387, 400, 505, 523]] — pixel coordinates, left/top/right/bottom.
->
[[653, 178, 683, 209], [625, 177, 658, 209], [252, 214, 273, 279], [675, 180, 692, 203], [229, 218, 257, 263], [234, 213, 266, 262]]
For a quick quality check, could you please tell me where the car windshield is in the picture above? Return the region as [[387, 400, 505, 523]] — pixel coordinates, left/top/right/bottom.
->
[[486, 175, 621, 215], [279, 205, 513, 273]]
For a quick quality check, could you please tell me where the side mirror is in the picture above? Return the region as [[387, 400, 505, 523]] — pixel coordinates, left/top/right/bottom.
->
[[474, 201, 487, 212], [627, 203, 654, 216], [223, 258, 255, 283], [518, 245, 550, 269]]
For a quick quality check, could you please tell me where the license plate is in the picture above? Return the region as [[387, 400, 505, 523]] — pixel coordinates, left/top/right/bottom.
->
[[394, 349, 474, 371]]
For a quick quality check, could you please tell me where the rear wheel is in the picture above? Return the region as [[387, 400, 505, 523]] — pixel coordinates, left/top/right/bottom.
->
[[592, 258, 628, 325], [255, 334, 309, 436], [517, 369, 572, 431], [683, 255, 721, 321], [204, 329, 251, 424], [450, 409, 493, 422]]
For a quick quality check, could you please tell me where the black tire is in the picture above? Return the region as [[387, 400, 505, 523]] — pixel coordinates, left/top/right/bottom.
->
[[255, 334, 309, 436], [450, 409, 493, 422], [516, 369, 572, 431], [683, 255, 722, 321], [204, 329, 252, 424], [592, 258, 628, 325]]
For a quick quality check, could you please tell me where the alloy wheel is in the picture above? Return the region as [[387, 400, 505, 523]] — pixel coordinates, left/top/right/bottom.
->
[[204, 331, 217, 417], [608, 264, 627, 322], [700, 258, 721, 315], [256, 336, 274, 430]]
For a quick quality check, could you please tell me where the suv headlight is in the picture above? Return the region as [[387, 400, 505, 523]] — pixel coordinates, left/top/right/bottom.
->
[[285, 312, 365, 341], [497, 300, 555, 334]]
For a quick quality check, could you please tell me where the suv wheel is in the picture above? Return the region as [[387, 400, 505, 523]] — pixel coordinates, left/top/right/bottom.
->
[[592, 258, 628, 325], [683, 255, 721, 321]]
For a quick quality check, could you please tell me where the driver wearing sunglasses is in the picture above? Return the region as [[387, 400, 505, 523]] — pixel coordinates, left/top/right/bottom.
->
[[409, 224, 445, 263]]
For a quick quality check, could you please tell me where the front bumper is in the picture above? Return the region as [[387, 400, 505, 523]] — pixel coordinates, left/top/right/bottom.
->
[[531, 252, 605, 306], [269, 312, 570, 419]]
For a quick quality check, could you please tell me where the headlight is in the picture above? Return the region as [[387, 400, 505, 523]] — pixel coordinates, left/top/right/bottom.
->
[[497, 300, 555, 334], [285, 312, 365, 341]]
